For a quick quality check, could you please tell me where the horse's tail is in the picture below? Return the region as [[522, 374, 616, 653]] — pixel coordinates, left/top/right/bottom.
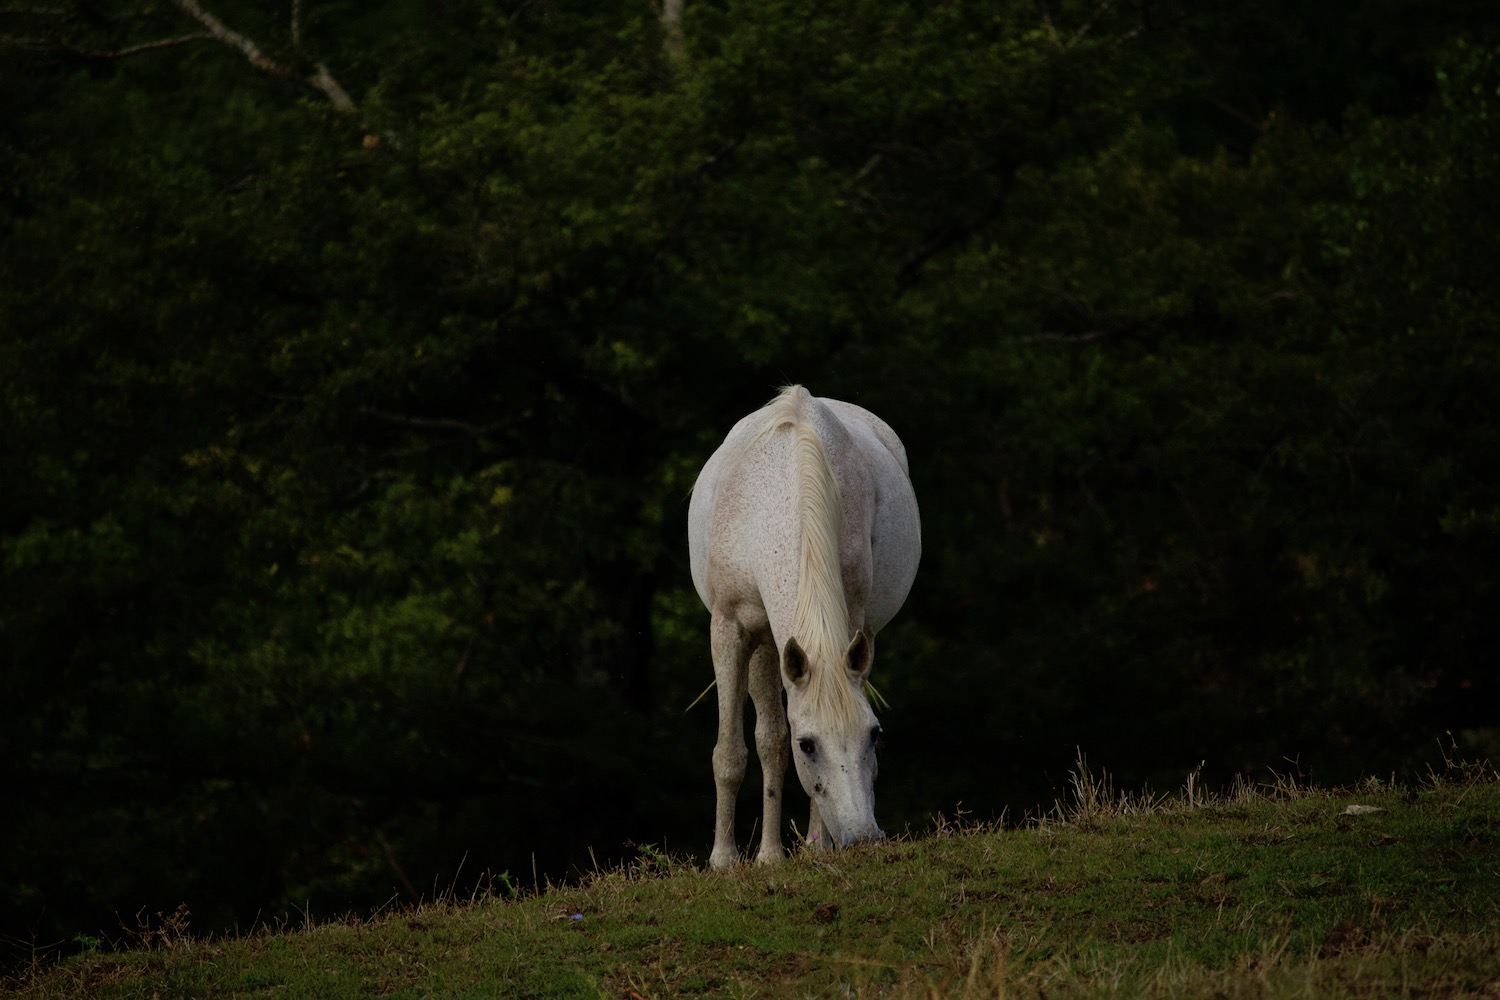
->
[[756, 384, 811, 437], [757, 389, 838, 562]]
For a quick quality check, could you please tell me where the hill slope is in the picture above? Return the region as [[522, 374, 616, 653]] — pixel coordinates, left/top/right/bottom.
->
[[12, 761, 1500, 999]]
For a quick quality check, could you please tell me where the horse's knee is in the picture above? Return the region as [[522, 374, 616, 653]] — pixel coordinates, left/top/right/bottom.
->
[[713, 740, 747, 786], [756, 732, 787, 778]]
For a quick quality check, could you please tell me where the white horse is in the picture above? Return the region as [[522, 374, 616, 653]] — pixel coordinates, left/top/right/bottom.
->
[[688, 386, 921, 867]]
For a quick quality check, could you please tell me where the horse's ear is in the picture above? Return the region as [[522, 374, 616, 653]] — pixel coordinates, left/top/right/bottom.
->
[[783, 637, 809, 687], [844, 629, 872, 680]]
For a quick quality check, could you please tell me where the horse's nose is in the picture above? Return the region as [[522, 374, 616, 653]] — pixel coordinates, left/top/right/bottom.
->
[[840, 824, 884, 847]]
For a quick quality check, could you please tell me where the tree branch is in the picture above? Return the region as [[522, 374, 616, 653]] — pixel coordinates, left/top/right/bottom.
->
[[168, 0, 356, 112], [1069, 0, 1116, 46], [1205, 95, 1265, 134], [1010, 330, 1115, 345], [306, 60, 354, 111], [355, 406, 512, 438], [105, 32, 213, 56], [841, 153, 884, 192], [1, 30, 211, 57], [168, 0, 274, 70], [5, 1, 359, 113], [1012, 321, 1160, 346], [894, 160, 1019, 295]]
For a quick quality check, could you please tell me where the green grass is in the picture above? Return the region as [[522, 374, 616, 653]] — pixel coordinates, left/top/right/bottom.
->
[[9, 754, 1500, 999]]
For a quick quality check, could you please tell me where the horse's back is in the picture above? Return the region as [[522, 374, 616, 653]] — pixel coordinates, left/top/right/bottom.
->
[[819, 398, 911, 479], [686, 404, 789, 617], [817, 398, 920, 632], [689, 389, 920, 636]]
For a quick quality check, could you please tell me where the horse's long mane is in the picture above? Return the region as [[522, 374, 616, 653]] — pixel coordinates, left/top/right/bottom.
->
[[759, 386, 869, 734]]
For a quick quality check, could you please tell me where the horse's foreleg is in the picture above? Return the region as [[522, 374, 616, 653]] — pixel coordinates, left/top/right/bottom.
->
[[709, 614, 750, 869], [748, 641, 787, 864]]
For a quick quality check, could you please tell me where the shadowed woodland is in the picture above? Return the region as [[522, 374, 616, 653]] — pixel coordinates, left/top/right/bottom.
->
[[2, 0, 1498, 963]]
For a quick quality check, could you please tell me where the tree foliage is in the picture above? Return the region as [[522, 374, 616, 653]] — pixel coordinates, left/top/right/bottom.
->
[[2, 0, 1497, 959]]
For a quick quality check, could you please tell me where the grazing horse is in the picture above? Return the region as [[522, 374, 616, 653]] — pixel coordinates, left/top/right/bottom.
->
[[688, 386, 921, 867]]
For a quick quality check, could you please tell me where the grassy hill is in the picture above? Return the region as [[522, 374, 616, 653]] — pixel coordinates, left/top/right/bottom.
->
[[10, 755, 1499, 999]]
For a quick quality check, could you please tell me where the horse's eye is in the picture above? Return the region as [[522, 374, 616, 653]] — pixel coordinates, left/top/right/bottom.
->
[[797, 737, 816, 756], [871, 726, 883, 748]]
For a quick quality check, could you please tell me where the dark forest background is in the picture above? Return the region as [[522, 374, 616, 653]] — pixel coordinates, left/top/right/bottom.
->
[[3, 0, 1498, 965]]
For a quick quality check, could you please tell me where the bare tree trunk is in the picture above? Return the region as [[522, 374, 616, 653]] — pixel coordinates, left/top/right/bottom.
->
[[660, 0, 684, 63]]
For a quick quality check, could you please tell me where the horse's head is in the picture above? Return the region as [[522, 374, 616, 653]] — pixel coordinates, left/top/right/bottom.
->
[[781, 630, 883, 848]]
